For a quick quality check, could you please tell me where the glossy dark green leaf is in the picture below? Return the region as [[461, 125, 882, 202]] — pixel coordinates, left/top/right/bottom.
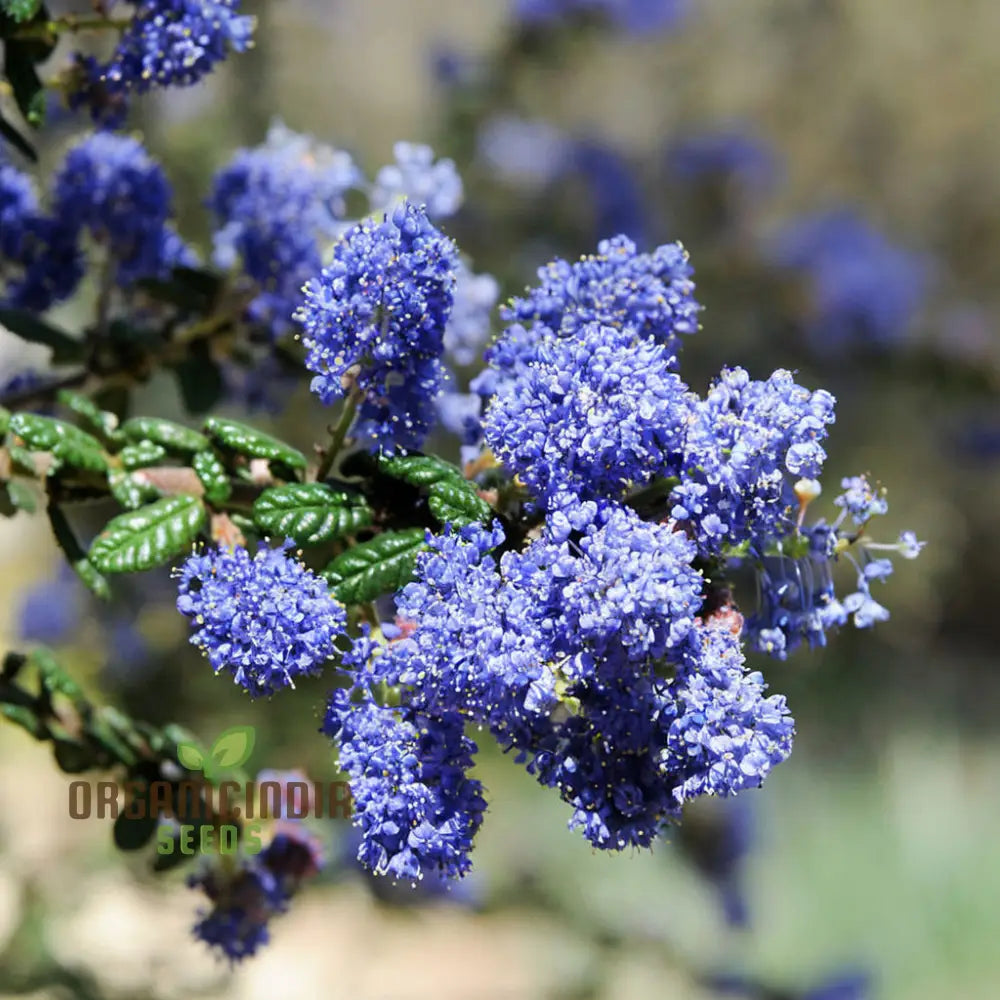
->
[[377, 452, 464, 487], [8, 412, 107, 472], [120, 416, 209, 455], [204, 417, 307, 471], [108, 469, 161, 511], [192, 449, 231, 504], [323, 527, 428, 604], [252, 483, 372, 545], [89, 495, 207, 573], [428, 478, 492, 527], [134, 265, 223, 311], [56, 389, 122, 443], [119, 441, 167, 470]]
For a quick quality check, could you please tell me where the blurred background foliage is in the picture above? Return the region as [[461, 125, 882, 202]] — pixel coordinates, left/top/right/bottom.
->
[[1, 0, 999, 997]]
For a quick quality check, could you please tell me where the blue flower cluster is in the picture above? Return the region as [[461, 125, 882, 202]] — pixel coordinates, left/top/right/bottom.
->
[[484, 321, 694, 503], [296, 200, 459, 451], [72, 1, 255, 124], [301, 231, 919, 881], [176, 540, 346, 697], [1, 133, 190, 310], [773, 208, 929, 349], [52, 132, 194, 287], [210, 123, 361, 336], [190, 823, 322, 962], [328, 505, 789, 865]]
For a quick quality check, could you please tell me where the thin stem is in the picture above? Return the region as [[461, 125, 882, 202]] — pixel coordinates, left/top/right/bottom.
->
[[313, 388, 361, 483]]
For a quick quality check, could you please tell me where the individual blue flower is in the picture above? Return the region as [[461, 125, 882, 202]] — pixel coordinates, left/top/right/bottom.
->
[[833, 474, 888, 525], [297, 200, 459, 451], [483, 322, 694, 504], [51, 132, 194, 287], [210, 123, 360, 336], [74, 1, 255, 120], [772, 208, 929, 349], [176, 539, 346, 697], [323, 686, 486, 882], [370, 142, 463, 221]]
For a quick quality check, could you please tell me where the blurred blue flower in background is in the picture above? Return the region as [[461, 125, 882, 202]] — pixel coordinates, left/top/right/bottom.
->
[[772, 208, 929, 350]]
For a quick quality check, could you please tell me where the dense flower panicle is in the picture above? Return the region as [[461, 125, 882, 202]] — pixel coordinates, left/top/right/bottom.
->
[[496, 235, 700, 372], [323, 687, 486, 881], [176, 540, 346, 697], [0, 163, 37, 260], [773, 208, 929, 348], [673, 367, 837, 554], [210, 124, 361, 336], [75, 0, 254, 121], [664, 622, 795, 802], [370, 142, 463, 221], [51, 132, 194, 287], [483, 322, 694, 504], [297, 200, 459, 451]]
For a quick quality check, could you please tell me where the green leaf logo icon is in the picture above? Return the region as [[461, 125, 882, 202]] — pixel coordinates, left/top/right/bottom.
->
[[176, 742, 205, 771], [210, 725, 256, 769]]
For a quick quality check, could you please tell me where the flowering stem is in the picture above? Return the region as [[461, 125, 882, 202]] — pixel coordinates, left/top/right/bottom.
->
[[313, 389, 361, 483]]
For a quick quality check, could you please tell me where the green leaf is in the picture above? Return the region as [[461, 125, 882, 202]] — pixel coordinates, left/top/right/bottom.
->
[[377, 452, 465, 487], [323, 527, 429, 604], [204, 417, 307, 472], [89, 495, 207, 573], [119, 441, 167, 470], [0, 309, 83, 365], [176, 742, 205, 771], [192, 449, 231, 504], [252, 483, 372, 545], [1, 703, 43, 738], [427, 478, 492, 527], [71, 557, 111, 601], [8, 412, 107, 473], [56, 389, 122, 443], [210, 725, 255, 768], [120, 416, 209, 455], [32, 647, 86, 709], [0, 0, 43, 23], [0, 406, 9, 434], [108, 469, 161, 511]]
